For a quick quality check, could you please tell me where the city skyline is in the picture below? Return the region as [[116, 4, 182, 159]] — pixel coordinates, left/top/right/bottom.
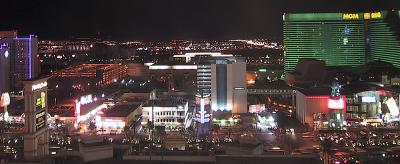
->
[[1, 0, 399, 40], [2, 1, 400, 163]]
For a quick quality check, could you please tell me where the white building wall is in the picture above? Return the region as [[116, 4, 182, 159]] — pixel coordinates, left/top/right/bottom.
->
[[141, 104, 187, 129], [211, 64, 218, 111], [231, 62, 247, 113], [226, 64, 233, 111]]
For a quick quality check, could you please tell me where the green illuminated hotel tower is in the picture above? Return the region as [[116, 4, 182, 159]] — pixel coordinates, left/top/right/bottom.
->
[[283, 11, 400, 73]]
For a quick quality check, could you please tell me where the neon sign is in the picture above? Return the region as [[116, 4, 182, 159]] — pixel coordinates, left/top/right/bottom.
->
[[343, 13, 359, 20], [32, 82, 47, 91], [364, 12, 382, 19]]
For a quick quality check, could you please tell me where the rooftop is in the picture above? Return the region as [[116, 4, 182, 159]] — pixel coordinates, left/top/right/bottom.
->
[[143, 99, 187, 107], [103, 103, 141, 117]]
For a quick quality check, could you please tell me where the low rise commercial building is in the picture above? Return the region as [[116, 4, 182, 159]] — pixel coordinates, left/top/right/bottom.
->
[[141, 98, 192, 130], [296, 82, 400, 130], [96, 102, 142, 133]]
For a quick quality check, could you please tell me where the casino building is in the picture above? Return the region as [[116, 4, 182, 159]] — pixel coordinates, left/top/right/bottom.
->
[[283, 11, 400, 73], [296, 82, 400, 130]]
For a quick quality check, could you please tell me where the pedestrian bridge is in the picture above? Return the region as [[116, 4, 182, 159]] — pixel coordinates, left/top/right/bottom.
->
[[247, 88, 296, 95]]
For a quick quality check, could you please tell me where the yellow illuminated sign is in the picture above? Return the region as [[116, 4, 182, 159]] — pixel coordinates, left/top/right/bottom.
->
[[364, 12, 382, 19], [35, 92, 46, 110], [343, 13, 359, 20], [345, 12, 382, 20], [364, 13, 371, 19], [371, 12, 382, 19]]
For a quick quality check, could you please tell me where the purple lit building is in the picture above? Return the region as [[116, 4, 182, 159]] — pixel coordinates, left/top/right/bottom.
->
[[0, 30, 40, 92]]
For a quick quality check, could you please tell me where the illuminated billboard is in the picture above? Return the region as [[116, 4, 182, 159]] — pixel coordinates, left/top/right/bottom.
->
[[32, 81, 47, 91], [35, 92, 46, 111], [362, 97, 376, 103], [386, 97, 399, 116], [249, 104, 266, 113], [35, 110, 46, 131], [328, 98, 345, 110]]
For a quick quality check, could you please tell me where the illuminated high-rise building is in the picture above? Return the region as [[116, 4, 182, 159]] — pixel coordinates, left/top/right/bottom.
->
[[211, 57, 247, 114], [283, 11, 400, 73], [0, 31, 40, 91], [368, 11, 400, 68]]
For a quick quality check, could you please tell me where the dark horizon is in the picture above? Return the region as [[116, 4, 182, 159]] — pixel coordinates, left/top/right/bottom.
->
[[1, 0, 399, 41]]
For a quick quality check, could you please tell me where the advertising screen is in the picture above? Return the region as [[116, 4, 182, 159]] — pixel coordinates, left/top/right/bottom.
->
[[249, 104, 266, 113], [362, 97, 376, 103], [35, 92, 46, 111], [35, 110, 46, 131]]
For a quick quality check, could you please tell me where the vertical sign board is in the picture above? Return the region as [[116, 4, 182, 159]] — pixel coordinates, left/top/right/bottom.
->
[[35, 91, 47, 130], [31, 81, 48, 131]]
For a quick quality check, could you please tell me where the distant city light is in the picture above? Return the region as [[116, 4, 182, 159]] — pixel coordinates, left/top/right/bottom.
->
[[259, 68, 267, 72]]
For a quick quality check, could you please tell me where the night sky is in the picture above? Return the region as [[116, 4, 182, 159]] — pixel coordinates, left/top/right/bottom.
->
[[1, 0, 399, 40]]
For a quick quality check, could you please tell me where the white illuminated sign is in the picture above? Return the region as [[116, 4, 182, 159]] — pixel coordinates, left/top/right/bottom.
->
[[362, 97, 376, 103], [80, 94, 93, 105], [4, 50, 9, 58], [32, 82, 48, 91], [328, 98, 344, 109]]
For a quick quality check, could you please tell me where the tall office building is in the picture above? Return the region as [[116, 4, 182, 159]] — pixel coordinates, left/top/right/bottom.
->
[[0, 31, 40, 91], [283, 11, 400, 73], [211, 58, 247, 114]]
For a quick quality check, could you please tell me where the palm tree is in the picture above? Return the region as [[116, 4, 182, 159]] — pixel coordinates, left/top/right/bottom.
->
[[321, 138, 333, 164], [88, 121, 97, 133], [123, 126, 130, 138], [0, 121, 8, 133]]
